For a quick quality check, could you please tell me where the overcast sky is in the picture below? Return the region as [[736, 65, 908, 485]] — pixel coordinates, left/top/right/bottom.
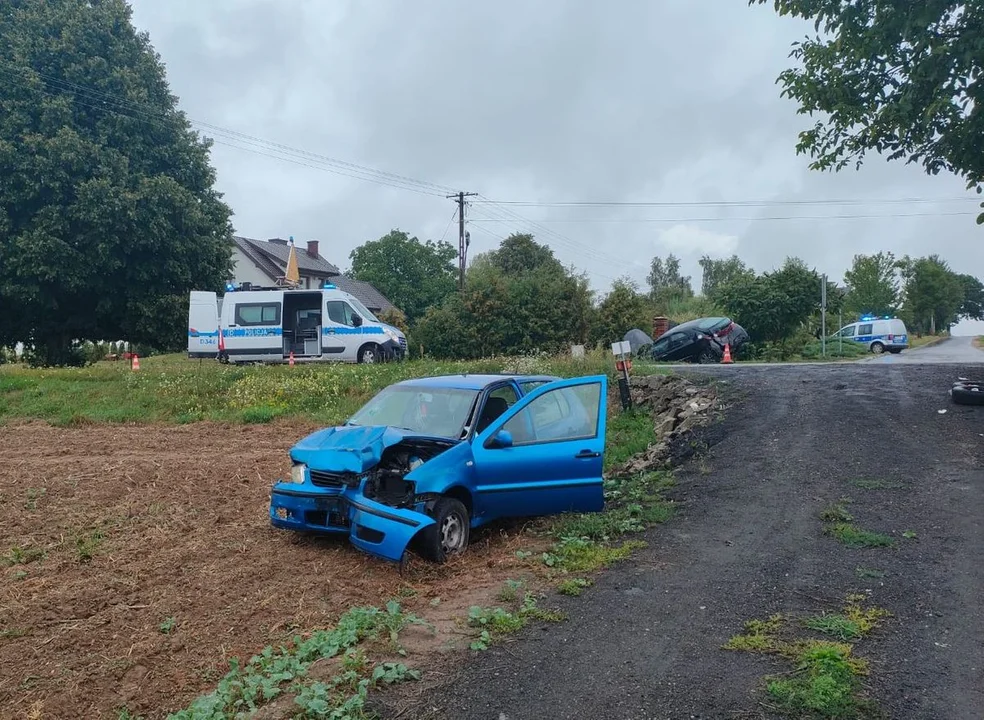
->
[[129, 0, 984, 335]]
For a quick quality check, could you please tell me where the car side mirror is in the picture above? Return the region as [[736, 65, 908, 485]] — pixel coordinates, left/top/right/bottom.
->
[[352, 314, 363, 327], [488, 430, 513, 449]]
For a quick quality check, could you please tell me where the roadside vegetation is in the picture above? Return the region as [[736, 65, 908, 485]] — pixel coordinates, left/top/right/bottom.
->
[[0, 351, 626, 426]]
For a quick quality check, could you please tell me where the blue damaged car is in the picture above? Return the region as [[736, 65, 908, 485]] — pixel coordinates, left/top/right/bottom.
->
[[269, 373, 608, 563]]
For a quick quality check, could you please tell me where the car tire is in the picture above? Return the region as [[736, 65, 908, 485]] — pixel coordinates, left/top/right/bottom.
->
[[951, 382, 984, 406], [357, 343, 380, 364], [697, 349, 718, 364], [418, 497, 470, 563], [888, 348, 902, 354], [870, 342, 885, 354]]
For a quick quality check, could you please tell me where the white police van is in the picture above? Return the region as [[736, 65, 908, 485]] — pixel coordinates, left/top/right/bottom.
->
[[187, 283, 407, 364], [833, 315, 909, 354]]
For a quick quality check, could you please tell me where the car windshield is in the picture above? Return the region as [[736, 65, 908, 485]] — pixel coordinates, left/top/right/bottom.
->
[[347, 385, 479, 438], [348, 296, 380, 323]]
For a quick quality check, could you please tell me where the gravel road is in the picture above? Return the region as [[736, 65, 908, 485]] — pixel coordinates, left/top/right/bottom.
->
[[407, 363, 984, 720]]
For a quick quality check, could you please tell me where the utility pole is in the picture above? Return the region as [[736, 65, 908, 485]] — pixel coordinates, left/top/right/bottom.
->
[[821, 273, 827, 357], [448, 191, 477, 289]]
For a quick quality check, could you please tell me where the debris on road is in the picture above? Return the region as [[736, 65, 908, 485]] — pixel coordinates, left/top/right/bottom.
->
[[614, 375, 719, 474], [951, 379, 984, 406]]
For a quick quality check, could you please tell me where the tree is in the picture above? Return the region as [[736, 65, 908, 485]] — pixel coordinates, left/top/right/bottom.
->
[[698, 255, 755, 300], [647, 254, 693, 307], [899, 255, 965, 334], [415, 234, 593, 359], [957, 274, 984, 321], [753, 0, 984, 222], [591, 277, 651, 348], [0, 0, 233, 364], [717, 257, 823, 345], [349, 229, 457, 324], [843, 252, 900, 319]]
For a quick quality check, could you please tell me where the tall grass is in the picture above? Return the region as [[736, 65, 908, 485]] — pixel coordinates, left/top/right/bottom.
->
[[0, 351, 635, 426]]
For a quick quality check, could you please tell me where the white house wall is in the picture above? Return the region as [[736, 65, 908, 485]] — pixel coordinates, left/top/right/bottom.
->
[[231, 247, 274, 287]]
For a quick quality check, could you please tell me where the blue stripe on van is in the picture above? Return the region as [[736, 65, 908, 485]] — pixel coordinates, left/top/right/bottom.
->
[[322, 326, 386, 335]]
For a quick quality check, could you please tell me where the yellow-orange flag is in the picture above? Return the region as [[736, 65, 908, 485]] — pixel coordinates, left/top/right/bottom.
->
[[285, 236, 300, 286]]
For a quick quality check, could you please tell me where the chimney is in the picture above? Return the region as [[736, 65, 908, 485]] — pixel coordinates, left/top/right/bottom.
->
[[306, 240, 320, 258]]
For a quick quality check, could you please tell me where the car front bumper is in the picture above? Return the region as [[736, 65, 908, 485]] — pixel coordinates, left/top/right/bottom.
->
[[269, 483, 434, 562]]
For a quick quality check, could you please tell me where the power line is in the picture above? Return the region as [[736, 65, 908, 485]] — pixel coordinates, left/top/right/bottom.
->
[[0, 61, 456, 197], [472, 197, 979, 208], [469, 210, 981, 223]]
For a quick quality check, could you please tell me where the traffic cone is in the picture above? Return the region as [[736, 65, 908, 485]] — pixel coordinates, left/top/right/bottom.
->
[[131, 354, 140, 371], [289, 351, 295, 367], [722, 344, 733, 364]]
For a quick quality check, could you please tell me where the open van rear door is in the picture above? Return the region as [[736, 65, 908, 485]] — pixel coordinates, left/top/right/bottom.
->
[[188, 291, 219, 359]]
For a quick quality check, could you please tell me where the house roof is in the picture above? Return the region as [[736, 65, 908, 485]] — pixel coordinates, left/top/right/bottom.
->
[[233, 236, 340, 277], [231, 235, 400, 315], [332, 276, 398, 315]]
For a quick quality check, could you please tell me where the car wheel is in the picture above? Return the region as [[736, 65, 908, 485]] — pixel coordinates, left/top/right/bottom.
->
[[418, 497, 470, 563], [697, 349, 718, 364], [951, 382, 984, 406], [888, 348, 902, 354], [870, 342, 885, 354], [358, 344, 379, 364]]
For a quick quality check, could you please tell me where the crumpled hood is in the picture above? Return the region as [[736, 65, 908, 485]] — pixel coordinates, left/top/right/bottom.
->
[[289, 425, 431, 473]]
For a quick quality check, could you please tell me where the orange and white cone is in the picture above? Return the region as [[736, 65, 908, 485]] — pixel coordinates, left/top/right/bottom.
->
[[722, 344, 733, 364], [289, 351, 295, 367], [131, 354, 140, 371]]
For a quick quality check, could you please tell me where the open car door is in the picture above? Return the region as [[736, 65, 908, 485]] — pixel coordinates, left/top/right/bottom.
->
[[471, 375, 608, 521]]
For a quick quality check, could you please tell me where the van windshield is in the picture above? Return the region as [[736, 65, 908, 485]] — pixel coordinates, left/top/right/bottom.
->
[[348, 297, 380, 323]]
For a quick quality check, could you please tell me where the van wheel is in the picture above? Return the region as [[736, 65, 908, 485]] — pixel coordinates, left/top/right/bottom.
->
[[417, 498, 470, 563], [870, 342, 885, 354], [358, 344, 379, 364]]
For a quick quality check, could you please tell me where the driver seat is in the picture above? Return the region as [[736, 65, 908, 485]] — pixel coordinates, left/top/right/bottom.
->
[[475, 396, 508, 435]]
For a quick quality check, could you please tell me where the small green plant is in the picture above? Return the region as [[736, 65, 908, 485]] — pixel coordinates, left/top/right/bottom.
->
[[902, 530, 917, 539], [824, 523, 894, 549], [514, 550, 533, 560], [849, 477, 902, 490], [497, 579, 524, 604], [819, 502, 853, 523], [468, 606, 526, 635], [470, 630, 492, 651], [13, 569, 28, 581], [803, 613, 862, 641], [240, 405, 279, 424], [766, 641, 874, 718], [159, 617, 177, 635], [541, 536, 645, 573], [557, 578, 593, 596], [116, 708, 145, 720], [2, 545, 45, 566], [24, 487, 46, 510], [74, 530, 105, 563], [723, 614, 785, 653], [855, 567, 885, 579]]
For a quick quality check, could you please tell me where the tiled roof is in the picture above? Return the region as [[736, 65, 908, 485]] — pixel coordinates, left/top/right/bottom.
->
[[333, 276, 398, 314], [233, 236, 340, 277]]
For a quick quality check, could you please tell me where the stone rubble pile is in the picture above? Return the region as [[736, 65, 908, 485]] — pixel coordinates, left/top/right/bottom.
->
[[615, 374, 719, 475]]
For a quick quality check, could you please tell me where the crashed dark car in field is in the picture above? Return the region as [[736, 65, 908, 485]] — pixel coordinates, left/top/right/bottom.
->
[[650, 317, 749, 363], [269, 373, 608, 563]]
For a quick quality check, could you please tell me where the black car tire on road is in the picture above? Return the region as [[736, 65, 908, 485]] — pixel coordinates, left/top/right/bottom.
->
[[951, 382, 984, 406], [417, 497, 470, 563], [871, 342, 885, 354], [697, 349, 718, 364]]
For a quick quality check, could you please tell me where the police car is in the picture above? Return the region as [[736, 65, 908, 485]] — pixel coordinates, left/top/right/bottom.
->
[[188, 283, 407, 364], [832, 315, 909, 354]]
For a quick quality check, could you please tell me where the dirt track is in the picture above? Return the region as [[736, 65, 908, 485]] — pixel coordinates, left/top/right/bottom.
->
[[0, 421, 539, 720], [412, 364, 984, 719]]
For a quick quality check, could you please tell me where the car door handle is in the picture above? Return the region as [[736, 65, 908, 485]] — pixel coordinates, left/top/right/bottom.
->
[[575, 450, 600, 459]]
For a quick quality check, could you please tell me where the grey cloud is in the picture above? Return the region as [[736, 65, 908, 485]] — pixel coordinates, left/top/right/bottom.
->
[[127, 0, 983, 318]]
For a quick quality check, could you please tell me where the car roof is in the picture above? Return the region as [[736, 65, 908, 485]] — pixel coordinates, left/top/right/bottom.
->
[[395, 374, 560, 391]]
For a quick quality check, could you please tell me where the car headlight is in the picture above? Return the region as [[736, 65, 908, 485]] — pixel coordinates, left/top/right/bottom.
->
[[289, 463, 307, 484], [385, 328, 399, 341]]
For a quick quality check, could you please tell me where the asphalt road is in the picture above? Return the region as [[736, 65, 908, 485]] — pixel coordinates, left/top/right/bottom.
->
[[404, 363, 984, 720], [866, 335, 984, 365]]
